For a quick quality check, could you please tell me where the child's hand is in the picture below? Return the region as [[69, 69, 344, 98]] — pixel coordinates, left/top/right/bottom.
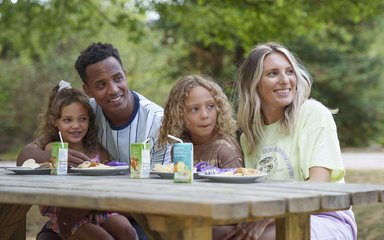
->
[[68, 149, 91, 168], [58, 208, 91, 238]]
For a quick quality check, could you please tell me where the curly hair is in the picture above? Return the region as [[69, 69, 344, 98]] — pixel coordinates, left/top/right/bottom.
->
[[158, 75, 238, 146], [237, 42, 312, 155], [35, 84, 99, 153], [74, 42, 123, 84]]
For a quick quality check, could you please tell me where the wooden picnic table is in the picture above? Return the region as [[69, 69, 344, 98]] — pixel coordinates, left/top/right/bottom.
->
[[0, 168, 383, 240]]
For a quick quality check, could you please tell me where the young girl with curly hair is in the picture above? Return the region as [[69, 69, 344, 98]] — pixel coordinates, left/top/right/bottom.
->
[[37, 80, 138, 240], [158, 74, 243, 169]]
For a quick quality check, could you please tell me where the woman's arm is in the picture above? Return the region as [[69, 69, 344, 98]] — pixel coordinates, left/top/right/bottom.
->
[[308, 166, 331, 182]]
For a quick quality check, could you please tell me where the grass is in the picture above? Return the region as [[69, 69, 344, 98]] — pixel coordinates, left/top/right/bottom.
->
[[23, 169, 384, 240], [344, 170, 384, 240]]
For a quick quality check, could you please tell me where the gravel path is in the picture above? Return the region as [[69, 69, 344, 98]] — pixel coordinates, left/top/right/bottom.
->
[[342, 152, 384, 170]]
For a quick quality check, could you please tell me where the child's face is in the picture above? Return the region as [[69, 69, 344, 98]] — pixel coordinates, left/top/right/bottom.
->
[[55, 102, 89, 146], [183, 86, 217, 145]]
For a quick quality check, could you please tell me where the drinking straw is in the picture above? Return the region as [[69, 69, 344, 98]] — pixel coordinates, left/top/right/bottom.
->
[[167, 134, 183, 143], [58, 131, 65, 148], [142, 138, 150, 150]]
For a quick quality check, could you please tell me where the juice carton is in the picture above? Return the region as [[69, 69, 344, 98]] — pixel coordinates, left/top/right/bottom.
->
[[50, 142, 68, 175], [173, 143, 193, 183], [130, 143, 151, 178]]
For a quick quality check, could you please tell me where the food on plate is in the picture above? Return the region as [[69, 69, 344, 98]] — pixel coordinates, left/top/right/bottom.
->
[[22, 159, 41, 169], [153, 163, 174, 172], [37, 162, 52, 169], [77, 161, 112, 169], [218, 168, 262, 176], [153, 163, 198, 173], [195, 162, 263, 177], [22, 159, 52, 169]]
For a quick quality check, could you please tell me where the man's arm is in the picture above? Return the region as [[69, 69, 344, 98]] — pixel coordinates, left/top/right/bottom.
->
[[16, 140, 90, 167], [16, 142, 50, 166]]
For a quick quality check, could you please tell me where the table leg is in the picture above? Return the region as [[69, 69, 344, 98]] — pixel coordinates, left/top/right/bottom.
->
[[275, 214, 310, 240], [0, 204, 31, 240]]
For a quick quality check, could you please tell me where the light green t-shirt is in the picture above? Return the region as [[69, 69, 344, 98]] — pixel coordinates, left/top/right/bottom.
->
[[241, 99, 345, 182]]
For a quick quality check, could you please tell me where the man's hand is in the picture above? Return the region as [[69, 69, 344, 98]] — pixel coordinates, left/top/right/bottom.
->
[[58, 208, 91, 238], [221, 219, 274, 240], [68, 149, 91, 167]]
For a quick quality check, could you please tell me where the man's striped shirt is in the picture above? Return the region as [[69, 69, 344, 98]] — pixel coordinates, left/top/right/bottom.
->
[[90, 91, 171, 167]]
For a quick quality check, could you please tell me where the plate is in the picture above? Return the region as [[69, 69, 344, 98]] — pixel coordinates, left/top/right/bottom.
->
[[151, 171, 202, 179], [70, 166, 129, 176], [198, 172, 267, 183], [6, 167, 52, 175]]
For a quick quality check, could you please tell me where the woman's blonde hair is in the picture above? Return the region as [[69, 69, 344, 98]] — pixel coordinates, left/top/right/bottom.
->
[[158, 74, 238, 146], [237, 42, 312, 155]]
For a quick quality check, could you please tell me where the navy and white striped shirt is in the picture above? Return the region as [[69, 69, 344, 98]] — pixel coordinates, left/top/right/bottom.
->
[[90, 91, 171, 167]]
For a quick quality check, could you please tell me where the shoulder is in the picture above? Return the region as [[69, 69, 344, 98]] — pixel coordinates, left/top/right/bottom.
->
[[298, 99, 337, 130], [89, 98, 97, 109], [215, 134, 242, 150], [134, 91, 164, 118], [300, 99, 334, 120], [301, 99, 330, 113], [89, 98, 104, 118]]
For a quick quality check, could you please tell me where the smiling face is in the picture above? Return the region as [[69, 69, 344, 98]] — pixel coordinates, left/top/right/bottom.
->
[[258, 52, 297, 124], [183, 86, 217, 145], [55, 102, 89, 146], [83, 56, 133, 126]]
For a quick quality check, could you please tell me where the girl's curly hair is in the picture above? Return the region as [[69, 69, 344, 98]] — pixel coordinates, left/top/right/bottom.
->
[[158, 75, 238, 146], [35, 83, 98, 153]]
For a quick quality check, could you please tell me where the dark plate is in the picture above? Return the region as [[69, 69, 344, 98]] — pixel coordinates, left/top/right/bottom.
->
[[70, 166, 129, 176], [6, 167, 52, 175], [151, 171, 201, 179], [198, 172, 267, 183]]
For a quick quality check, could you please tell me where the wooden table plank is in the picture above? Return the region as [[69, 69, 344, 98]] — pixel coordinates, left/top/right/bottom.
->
[[0, 169, 383, 240], [257, 181, 383, 205]]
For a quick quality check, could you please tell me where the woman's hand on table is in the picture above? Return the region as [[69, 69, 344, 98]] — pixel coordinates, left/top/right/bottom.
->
[[221, 219, 274, 240], [68, 149, 91, 167]]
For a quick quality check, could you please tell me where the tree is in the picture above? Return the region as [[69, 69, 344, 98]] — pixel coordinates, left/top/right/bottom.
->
[[0, 0, 383, 151], [143, 0, 384, 147], [0, 0, 174, 151]]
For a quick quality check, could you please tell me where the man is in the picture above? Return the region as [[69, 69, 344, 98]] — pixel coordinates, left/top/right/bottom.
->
[[16, 42, 171, 240], [17, 42, 170, 167]]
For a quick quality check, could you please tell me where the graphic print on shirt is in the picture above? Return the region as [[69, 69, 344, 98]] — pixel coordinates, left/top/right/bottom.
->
[[257, 146, 295, 179]]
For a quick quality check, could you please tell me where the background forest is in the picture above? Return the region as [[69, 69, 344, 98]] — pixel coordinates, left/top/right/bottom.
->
[[0, 0, 384, 157]]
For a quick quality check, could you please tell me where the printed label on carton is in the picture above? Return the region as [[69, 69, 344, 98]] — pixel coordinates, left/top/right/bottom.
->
[[173, 143, 193, 183], [130, 143, 151, 178], [51, 142, 68, 175]]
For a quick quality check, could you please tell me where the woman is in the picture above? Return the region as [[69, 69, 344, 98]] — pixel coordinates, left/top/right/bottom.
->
[[225, 42, 357, 240]]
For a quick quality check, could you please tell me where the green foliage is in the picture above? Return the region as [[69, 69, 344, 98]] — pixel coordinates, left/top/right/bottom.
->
[[0, 0, 383, 152], [145, 0, 384, 147], [0, 0, 176, 150], [289, 18, 384, 147]]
